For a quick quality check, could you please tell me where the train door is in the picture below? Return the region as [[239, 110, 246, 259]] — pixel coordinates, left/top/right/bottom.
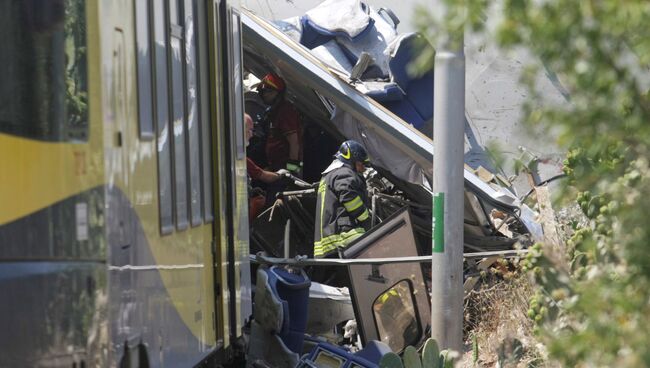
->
[[107, 7, 135, 254], [225, 5, 253, 342], [192, 0, 222, 356], [128, 0, 224, 364], [208, 0, 252, 350], [208, 0, 238, 352], [105, 2, 139, 363], [343, 209, 431, 352]]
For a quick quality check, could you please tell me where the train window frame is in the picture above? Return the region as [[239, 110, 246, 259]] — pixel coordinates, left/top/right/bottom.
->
[[152, 0, 175, 235], [198, 0, 214, 223], [184, 0, 203, 227], [134, 0, 155, 141], [231, 12, 246, 161], [168, 1, 189, 231], [0, 0, 89, 143]]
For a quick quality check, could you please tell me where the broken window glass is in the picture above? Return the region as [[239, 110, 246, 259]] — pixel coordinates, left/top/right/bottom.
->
[[372, 280, 420, 352]]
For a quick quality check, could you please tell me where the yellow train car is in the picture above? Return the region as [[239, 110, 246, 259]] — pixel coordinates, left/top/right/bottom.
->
[[0, 0, 251, 366]]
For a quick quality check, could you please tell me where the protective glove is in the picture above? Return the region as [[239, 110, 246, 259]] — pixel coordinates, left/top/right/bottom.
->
[[275, 169, 294, 186], [275, 169, 291, 178], [285, 160, 303, 175]]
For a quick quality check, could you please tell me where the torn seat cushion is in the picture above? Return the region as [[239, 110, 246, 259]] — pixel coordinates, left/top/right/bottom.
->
[[385, 33, 435, 130], [304, 0, 372, 38], [300, 16, 336, 50], [300, 0, 374, 49], [310, 40, 355, 74], [364, 82, 404, 102], [334, 5, 399, 78], [254, 267, 286, 334], [388, 33, 435, 119]]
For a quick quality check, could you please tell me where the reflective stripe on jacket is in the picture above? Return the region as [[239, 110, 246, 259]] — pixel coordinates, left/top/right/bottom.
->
[[313, 160, 371, 258]]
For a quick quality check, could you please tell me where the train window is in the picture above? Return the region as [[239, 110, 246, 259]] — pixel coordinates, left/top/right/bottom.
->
[[151, 0, 214, 233], [134, 0, 154, 140], [197, 0, 214, 222], [153, 0, 174, 234], [0, 0, 88, 142], [169, 4, 189, 231], [184, 0, 203, 227], [169, 0, 181, 25]]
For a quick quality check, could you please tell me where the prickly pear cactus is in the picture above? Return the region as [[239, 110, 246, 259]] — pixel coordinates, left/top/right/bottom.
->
[[439, 350, 454, 368], [421, 338, 440, 367], [402, 346, 422, 368], [379, 352, 404, 368], [379, 339, 455, 368]]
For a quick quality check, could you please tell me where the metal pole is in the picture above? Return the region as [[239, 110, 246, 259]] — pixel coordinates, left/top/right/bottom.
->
[[431, 28, 465, 351], [284, 219, 291, 259]]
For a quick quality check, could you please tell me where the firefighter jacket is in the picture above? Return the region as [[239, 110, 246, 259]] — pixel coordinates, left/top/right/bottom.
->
[[313, 159, 371, 257]]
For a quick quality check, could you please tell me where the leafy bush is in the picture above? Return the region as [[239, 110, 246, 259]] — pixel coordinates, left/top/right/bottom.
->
[[417, 0, 650, 365]]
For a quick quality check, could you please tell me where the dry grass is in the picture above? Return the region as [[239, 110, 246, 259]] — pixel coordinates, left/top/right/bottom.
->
[[458, 273, 554, 368]]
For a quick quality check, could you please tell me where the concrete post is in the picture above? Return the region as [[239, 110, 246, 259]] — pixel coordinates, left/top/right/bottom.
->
[[430, 43, 465, 351]]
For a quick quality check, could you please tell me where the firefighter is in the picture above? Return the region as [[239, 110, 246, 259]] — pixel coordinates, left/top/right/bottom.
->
[[245, 113, 286, 184], [313, 140, 372, 258], [245, 113, 290, 222], [256, 73, 303, 175]]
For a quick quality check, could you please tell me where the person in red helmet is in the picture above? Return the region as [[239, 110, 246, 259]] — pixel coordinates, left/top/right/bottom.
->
[[245, 113, 285, 184], [245, 113, 291, 222], [257, 73, 303, 176]]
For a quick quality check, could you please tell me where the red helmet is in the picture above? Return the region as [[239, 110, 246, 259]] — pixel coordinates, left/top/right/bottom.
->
[[258, 73, 286, 92]]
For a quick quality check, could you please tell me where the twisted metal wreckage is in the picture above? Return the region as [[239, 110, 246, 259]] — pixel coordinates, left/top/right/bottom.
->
[[238, 1, 564, 366]]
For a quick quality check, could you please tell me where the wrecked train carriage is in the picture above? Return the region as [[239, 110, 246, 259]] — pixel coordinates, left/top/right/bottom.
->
[[241, 8, 538, 259]]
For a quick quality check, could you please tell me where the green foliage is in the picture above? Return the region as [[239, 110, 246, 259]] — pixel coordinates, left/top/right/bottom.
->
[[419, 0, 650, 366]]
